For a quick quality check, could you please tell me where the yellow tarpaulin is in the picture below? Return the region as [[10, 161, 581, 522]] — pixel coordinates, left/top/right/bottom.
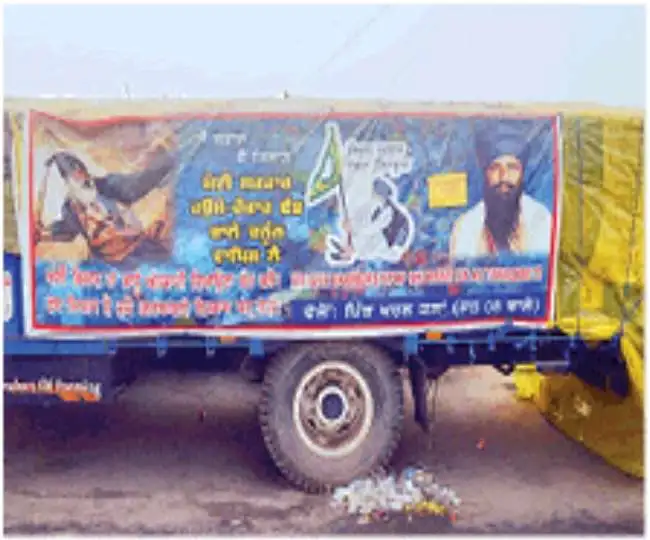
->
[[516, 111, 644, 478]]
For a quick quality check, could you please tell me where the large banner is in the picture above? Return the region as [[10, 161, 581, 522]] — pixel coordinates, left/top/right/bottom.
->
[[22, 110, 561, 338]]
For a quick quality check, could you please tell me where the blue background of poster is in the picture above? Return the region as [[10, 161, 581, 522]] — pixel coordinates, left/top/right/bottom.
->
[[32, 114, 558, 333]]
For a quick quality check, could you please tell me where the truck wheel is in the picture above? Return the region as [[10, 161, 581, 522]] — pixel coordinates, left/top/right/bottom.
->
[[259, 341, 404, 493]]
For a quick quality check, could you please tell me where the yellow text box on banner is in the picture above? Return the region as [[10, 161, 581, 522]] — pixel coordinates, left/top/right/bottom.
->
[[427, 172, 468, 208]]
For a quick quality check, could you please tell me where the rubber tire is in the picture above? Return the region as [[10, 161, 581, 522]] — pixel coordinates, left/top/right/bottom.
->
[[259, 341, 404, 493]]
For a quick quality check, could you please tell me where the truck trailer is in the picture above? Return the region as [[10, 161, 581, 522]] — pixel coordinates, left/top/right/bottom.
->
[[3, 99, 643, 492]]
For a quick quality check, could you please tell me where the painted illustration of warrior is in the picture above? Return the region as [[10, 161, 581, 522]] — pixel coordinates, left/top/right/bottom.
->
[[35, 146, 176, 267]]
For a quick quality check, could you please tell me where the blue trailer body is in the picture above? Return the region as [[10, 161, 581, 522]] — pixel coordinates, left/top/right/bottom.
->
[[5, 252, 629, 406]]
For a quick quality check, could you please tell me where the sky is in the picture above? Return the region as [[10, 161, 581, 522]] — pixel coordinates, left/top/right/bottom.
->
[[3, 3, 646, 107]]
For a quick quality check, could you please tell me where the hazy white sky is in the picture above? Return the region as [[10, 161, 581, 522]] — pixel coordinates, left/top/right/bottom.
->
[[3, 3, 646, 107]]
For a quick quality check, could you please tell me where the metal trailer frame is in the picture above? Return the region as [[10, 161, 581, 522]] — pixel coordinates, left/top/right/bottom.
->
[[5, 254, 630, 423]]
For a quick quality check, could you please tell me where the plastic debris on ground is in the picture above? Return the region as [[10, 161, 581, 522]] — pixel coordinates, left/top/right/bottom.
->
[[331, 467, 461, 525]]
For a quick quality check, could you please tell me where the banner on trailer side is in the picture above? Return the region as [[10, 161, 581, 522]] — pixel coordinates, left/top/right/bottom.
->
[[17, 110, 562, 339]]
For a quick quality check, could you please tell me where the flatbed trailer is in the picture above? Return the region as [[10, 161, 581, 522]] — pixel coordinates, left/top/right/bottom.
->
[[3, 99, 641, 492]]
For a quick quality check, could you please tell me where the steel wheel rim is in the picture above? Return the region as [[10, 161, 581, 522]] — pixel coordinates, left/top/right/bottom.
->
[[292, 360, 374, 459]]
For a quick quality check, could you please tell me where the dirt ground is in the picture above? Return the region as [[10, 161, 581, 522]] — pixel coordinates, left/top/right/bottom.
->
[[4, 365, 644, 535]]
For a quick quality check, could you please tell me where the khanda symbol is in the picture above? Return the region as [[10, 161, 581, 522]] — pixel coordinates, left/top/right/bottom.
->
[[305, 122, 415, 267]]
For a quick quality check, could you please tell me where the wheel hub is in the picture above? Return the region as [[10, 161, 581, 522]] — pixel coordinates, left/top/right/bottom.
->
[[318, 386, 348, 423], [292, 361, 374, 458]]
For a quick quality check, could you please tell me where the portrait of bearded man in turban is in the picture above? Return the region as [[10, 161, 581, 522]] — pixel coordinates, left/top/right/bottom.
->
[[449, 119, 552, 260]]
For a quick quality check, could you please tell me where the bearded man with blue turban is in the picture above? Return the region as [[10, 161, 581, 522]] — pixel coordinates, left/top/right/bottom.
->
[[449, 119, 552, 260]]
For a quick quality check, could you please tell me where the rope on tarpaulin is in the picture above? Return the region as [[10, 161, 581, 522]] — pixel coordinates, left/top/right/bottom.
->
[[618, 121, 644, 335], [575, 117, 585, 339]]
